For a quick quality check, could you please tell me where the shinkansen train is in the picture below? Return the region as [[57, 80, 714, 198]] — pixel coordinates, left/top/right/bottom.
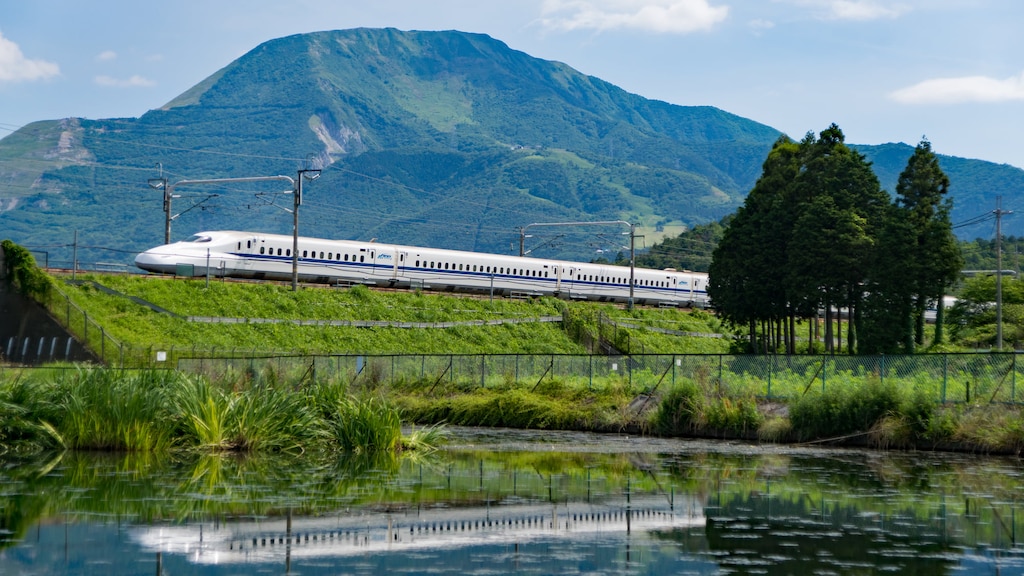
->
[[134, 231, 709, 307]]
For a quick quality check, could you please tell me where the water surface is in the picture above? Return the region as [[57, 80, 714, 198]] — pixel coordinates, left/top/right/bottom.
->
[[2, 428, 1023, 574]]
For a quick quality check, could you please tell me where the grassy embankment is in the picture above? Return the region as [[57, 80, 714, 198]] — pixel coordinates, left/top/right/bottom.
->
[[54, 272, 731, 356]]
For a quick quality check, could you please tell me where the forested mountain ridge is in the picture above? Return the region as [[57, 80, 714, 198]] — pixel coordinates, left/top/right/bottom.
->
[[0, 28, 780, 266], [0, 28, 1020, 270]]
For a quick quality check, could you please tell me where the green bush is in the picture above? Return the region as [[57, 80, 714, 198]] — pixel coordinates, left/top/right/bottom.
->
[[789, 379, 902, 441], [2, 239, 52, 301], [651, 382, 702, 434]]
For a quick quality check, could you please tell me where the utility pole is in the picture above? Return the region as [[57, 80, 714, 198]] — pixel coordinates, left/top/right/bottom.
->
[[995, 196, 1013, 350], [293, 167, 321, 291], [148, 175, 171, 245]]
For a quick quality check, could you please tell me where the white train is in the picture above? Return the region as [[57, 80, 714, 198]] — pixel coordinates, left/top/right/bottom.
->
[[134, 231, 709, 307]]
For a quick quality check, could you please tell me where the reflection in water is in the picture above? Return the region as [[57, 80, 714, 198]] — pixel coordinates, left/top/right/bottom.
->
[[2, 429, 1024, 574], [132, 496, 704, 565]]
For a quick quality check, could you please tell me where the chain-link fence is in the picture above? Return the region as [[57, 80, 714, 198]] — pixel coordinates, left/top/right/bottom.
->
[[173, 352, 1023, 404], [20, 283, 1024, 404]]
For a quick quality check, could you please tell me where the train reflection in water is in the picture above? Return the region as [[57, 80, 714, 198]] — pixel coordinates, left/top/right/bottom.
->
[[131, 495, 705, 566]]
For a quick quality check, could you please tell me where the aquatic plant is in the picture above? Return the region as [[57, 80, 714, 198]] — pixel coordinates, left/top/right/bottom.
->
[[323, 395, 402, 453], [52, 368, 178, 452]]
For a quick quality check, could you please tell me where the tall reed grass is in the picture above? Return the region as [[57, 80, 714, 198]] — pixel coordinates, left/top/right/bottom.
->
[[0, 368, 439, 455]]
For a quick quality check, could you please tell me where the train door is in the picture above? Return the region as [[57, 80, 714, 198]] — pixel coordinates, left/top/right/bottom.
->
[[359, 247, 376, 275], [395, 251, 407, 278], [240, 236, 259, 271], [560, 266, 576, 296]]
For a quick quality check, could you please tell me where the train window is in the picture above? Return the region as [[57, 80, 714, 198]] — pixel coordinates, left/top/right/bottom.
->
[[545, 272, 549, 278], [247, 241, 252, 249], [277, 248, 282, 256], [302, 250, 307, 258], [344, 254, 349, 261], [486, 266, 491, 273], [458, 263, 463, 271], [260, 247, 265, 255], [286, 249, 291, 257], [360, 255, 364, 262], [237, 242, 241, 250], [185, 234, 211, 243], [415, 260, 420, 267], [473, 265, 477, 272], [328, 253, 333, 260]]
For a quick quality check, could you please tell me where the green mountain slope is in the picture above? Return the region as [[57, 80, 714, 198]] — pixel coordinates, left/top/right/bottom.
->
[[854, 143, 1024, 241], [0, 28, 780, 267]]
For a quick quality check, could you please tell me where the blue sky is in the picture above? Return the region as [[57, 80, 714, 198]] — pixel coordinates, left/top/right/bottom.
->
[[1, 0, 1023, 168]]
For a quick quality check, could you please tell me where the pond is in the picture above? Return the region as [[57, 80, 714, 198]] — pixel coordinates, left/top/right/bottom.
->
[[2, 428, 1023, 575]]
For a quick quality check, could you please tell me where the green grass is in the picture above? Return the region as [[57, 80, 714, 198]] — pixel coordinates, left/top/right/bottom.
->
[[48, 272, 728, 358], [0, 368, 441, 455]]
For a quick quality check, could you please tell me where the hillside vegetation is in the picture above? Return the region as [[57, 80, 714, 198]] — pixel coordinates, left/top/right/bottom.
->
[[55, 273, 731, 357]]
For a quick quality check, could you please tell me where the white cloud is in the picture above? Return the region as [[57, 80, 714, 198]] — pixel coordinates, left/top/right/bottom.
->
[[540, 0, 729, 33], [890, 72, 1024, 104], [782, 0, 911, 21], [0, 31, 59, 82], [94, 74, 156, 88], [96, 50, 118, 61]]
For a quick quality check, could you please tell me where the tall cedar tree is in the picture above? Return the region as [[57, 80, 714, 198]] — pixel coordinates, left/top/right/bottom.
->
[[711, 125, 888, 354], [862, 139, 962, 352], [896, 140, 962, 346], [710, 136, 801, 352]]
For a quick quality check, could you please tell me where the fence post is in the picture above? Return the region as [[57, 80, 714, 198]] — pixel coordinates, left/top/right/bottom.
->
[[821, 355, 827, 392], [942, 354, 948, 403], [718, 354, 724, 396], [1013, 354, 1017, 405], [767, 355, 772, 400]]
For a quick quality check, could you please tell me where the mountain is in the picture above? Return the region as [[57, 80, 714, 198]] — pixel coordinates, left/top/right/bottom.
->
[[0, 28, 781, 267], [854, 143, 1024, 241], [0, 28, 1019, 270]]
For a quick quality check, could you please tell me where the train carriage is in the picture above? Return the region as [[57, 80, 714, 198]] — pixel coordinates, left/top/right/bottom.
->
[[135, 231, 709, 308]]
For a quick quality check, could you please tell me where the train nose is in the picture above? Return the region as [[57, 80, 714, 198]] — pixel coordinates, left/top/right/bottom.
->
[[134, 250, 178, 274]]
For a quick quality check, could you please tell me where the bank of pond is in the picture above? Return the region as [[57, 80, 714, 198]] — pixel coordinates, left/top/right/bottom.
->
[[1, 364, 1023, 456]]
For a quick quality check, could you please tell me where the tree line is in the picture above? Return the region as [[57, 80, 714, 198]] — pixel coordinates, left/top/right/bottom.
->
[[705, 124, 961, 354]]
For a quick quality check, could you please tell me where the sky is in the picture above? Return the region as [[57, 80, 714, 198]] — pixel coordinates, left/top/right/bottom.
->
[[1, 0, 1023, 168]]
